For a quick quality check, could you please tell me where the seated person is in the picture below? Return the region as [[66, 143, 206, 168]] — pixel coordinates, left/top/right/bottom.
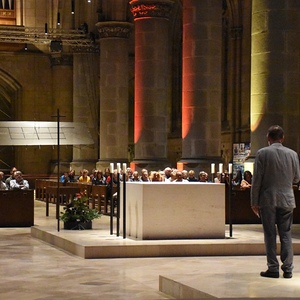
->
[[126, 168, 133, 181], [130, 171, 142, 182], [182, 170, 188, 180], [188, 170, 198, 182], [141, 169, 150, 182], [240, 170, 252, 190], [10, 171, 29, 190], [199, 171, 208, 182], [78, 169, 91, 183], [0, 171, 7, 190], [214, 172, 221, 183], [150, 171, 163, 182], [173, 171, 188, 182], [68, 169, 78, 182], [92, 170, 106, 185], [232, 168, 243, 187], [104, 167, 111, 184], [60, 172, 69, 185], [5, 166, 17, 189]]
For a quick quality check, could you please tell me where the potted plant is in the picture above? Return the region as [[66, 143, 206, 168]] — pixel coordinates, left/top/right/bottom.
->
[[60, 192, 101, 230]]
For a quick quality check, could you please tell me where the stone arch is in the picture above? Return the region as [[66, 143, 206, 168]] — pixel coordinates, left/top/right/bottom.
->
[[0, 68, 21, 120], [0, 68, 22, 170]]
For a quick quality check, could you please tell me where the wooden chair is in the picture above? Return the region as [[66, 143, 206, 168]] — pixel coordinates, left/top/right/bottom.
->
[[91, 185, 107, 213]]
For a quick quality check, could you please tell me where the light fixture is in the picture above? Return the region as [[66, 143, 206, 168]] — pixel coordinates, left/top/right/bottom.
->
[[57, 12, 61, 25], [45, 23, 48, 34], [88, 0, 91, 3], [24, 43, 28, 51]]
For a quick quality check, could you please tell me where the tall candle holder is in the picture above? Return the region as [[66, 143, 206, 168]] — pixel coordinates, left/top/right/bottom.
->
[[228, 163, 233, 237], [122, 163, 127, 239], [211, 163, 215, 182], [109, 163, 114, 235]]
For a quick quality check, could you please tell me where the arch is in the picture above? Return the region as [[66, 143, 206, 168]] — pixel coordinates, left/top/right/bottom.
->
[[0, 68, 22, 170], [0, 68, 21, 120]]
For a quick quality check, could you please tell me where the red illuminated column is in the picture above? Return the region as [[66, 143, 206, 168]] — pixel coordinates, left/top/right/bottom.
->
[[181, 0, 222, 169], [96, 22, 132, 168], [130, 0, 173, 170]]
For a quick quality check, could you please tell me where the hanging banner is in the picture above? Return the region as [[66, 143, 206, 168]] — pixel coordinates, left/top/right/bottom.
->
[[232, 142, 251, 177]]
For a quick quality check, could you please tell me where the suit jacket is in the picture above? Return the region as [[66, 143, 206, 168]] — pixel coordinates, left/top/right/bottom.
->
[[251, 142, 300, 208]]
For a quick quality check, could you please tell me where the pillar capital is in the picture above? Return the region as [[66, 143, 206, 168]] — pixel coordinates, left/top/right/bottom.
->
[[129, 0, 173, 20], [96, 21, 133, 39]]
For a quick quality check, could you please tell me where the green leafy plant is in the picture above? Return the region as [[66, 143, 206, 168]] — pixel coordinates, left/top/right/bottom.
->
[[60, 192, 101, 223]]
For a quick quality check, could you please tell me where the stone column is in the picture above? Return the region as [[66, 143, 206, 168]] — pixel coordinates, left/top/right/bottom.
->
[[51, 54, 73, 173], [95, 21, 132, 170], [71, 52, 99, 174], [251, 0, 300, 154], [180, 0, 223, 172], [129, 0, 173, 171]]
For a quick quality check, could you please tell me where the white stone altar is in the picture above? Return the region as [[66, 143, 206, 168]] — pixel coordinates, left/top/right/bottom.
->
[[120, 182, 225, 240]]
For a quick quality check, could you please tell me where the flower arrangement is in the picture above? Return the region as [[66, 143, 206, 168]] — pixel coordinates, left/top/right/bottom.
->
[[60, 192, 101, 225]]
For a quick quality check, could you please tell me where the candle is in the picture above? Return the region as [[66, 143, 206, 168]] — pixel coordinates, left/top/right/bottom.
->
[[211, 163, 215, 174], [110, 163, 114, 173], [117, 163, 121, 173], [122, 163, 127, 173], [219, 163, 223, 173], [228, 163, 233, 174]]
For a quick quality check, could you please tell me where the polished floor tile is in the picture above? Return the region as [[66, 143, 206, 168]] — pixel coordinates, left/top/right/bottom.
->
[[1, 200, 300, 299]]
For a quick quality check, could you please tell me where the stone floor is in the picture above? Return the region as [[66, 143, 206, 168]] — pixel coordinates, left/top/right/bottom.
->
[[1, 200, 300, 299]]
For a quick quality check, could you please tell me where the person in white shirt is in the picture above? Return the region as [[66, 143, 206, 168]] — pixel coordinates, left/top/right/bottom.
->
[[10, 171, 29, 190]]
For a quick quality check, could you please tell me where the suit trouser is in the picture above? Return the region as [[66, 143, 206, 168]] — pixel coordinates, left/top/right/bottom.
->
[[260, 206, 294, 273]]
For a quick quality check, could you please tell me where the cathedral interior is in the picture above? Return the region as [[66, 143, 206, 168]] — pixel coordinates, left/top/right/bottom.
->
[[0, 0, 299, 177]]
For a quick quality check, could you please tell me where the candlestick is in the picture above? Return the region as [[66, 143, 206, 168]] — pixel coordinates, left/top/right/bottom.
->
[[110, 163, 114, 173], [122, 163, 127, 173], [228, 163, 233, 174], [219, 163, 223, 173], [117, 163, 121, 173], [211, 163, 215, 174]]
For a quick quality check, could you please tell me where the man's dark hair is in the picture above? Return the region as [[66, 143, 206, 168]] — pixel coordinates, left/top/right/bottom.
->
[[267, 125, 284, 141]]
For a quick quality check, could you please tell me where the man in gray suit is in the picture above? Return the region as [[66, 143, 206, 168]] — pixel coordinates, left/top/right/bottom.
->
[[251, 125, 300, 279]]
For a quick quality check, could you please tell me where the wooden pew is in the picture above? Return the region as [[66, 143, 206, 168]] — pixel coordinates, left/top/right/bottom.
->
[[91, 185, 107, 213], [0, 189, 34, 227], [45, 186, 82, 216]]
